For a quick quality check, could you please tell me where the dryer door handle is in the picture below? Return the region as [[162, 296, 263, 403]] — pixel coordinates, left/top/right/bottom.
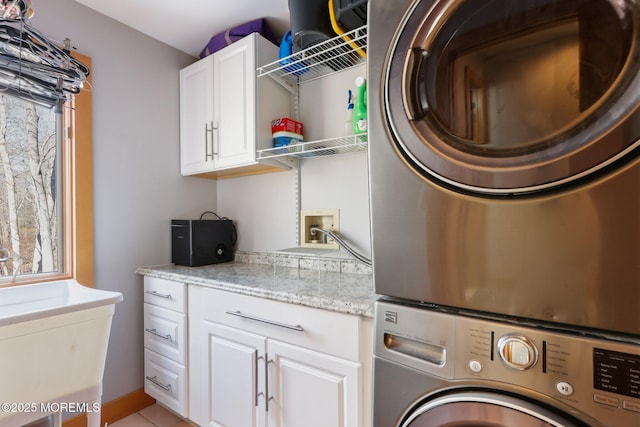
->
[[404, 48, 430, 121]]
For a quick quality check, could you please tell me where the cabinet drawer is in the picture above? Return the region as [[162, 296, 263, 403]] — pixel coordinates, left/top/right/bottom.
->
[[144, 349, 187, 417], [200, 288, 361, 361], [144, 277, 187, 313], [144, 303, 187, 364]]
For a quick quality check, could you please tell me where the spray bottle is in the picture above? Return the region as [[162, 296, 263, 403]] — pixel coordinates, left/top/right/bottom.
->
[[344, 89, 354, 135], [353, 76, 367, 135]]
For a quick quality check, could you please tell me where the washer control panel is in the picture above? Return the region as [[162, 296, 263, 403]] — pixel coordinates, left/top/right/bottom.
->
[[374, 300, 640, 427], [593, 348, 640, 400]]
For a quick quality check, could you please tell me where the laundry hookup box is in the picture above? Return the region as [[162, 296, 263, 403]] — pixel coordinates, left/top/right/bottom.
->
[[272, 117, 303, 149]]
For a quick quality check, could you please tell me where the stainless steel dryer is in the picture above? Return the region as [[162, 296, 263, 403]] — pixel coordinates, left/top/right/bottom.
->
[[368, 0, 640, 335], [374, 300, 640, 427]]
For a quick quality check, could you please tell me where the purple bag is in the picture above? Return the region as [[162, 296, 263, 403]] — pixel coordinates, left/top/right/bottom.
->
[[199, 18, 278, 58]]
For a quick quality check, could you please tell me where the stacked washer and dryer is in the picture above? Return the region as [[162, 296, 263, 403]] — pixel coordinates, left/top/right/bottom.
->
[[367, 0, 640, 426]]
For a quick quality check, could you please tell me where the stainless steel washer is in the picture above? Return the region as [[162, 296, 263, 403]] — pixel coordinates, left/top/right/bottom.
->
[[374, 300, 640, 426]]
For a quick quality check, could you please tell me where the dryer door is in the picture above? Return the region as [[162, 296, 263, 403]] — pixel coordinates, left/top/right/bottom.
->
[[385, 0, 640, 195], [402, 391, 589, 427]]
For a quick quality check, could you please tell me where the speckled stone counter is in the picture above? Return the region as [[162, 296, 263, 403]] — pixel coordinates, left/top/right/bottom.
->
[[136, 262, 379, 317]]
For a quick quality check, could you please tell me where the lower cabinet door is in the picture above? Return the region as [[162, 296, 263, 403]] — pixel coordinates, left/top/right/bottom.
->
[[267, 340, 361, 427], [144, 349, 187, 417], [205, 321, 267, 427]]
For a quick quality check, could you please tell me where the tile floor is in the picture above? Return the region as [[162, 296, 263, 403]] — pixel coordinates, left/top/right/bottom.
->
[[108, 404, 192, 427]]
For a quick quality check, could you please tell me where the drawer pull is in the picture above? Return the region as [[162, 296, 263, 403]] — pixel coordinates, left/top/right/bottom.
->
[[145, 290, 172, 299], [146, 375, 172, 391], [145, 328, 173, 341], [225, 310, 304, 332]]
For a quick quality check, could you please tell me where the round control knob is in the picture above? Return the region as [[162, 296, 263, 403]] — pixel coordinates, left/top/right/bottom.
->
[[497, 334, 538, 370]]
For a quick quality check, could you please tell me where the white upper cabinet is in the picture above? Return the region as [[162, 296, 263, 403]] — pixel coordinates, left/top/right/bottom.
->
[[213, 36, 256, 169], [179, 33, 290, 178], [179, 56, 215, 175]]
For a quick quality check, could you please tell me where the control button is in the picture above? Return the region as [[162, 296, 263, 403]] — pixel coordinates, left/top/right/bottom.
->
[[556, 381, 574, 396], [469, 360, 482, 373], [623, 400, 640, 413], [594, 393, 619, 408], [497, 334, 538, 370]]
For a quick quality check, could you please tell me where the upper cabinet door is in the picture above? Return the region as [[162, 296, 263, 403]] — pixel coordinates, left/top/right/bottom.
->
[[213, 34, 257, 170], [179, 55, 215, 175]]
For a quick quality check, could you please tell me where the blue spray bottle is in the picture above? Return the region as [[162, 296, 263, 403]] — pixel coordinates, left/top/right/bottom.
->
[[344, 89, 354, 135]]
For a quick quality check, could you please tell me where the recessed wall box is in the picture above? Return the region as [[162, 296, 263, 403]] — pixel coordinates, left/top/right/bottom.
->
[[300, 209, 340, 249]]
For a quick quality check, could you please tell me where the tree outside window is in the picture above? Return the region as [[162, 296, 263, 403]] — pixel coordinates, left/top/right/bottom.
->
[[0, 94, 60, 279]]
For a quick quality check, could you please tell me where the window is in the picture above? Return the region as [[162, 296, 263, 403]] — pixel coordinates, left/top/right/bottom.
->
[[0, 93, 59, 277], [0, 52, 93, 286]]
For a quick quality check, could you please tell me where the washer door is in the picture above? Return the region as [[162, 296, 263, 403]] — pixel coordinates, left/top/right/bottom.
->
[[385, 0, 640, 195], [402, 391, 589, 427]]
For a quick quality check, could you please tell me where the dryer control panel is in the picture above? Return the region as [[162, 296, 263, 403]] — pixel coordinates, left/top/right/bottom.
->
[[375, 300, 640, 426]]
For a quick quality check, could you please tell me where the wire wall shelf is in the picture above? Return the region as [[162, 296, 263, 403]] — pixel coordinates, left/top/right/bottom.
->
[[257, 25, 367, 90], [257, 135, 368, 160], [257, 25, 368, 162]]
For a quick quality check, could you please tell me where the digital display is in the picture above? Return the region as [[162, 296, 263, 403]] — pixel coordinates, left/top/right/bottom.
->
[[593, 348, 640, 398]]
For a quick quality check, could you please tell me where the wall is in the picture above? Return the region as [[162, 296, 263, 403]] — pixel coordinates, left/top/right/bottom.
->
[[217, 65, 372, 257], [31, 0, 215, 403]]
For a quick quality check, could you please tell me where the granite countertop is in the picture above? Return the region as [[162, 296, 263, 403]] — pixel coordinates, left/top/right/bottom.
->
[[136, 262, 379, 318]]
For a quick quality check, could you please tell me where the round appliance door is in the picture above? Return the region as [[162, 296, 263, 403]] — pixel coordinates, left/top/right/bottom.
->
[[385, 0, 640, 195], [402, 392, 590, 427]]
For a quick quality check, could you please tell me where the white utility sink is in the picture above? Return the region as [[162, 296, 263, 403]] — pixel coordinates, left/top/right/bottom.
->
[[0, 279, 123, 427]]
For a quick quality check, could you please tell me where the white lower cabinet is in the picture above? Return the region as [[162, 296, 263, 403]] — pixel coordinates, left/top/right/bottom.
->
[[267, 340, 360, 427], [188, 286, 372, 427], [206, 322, 266, 427], [143, 277, 189, 417]]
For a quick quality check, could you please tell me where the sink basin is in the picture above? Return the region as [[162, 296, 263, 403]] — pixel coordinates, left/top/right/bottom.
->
[[0, 279, 123, 427], [0, 279, 123, 326]]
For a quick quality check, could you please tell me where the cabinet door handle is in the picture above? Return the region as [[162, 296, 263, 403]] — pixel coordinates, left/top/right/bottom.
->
[[145, 290, 172, 299], [204, 123, 209, 160], [266, 357, 275, 412], [205, 122, 214, 160], [212, 121, 219, 155], [145, 375, 172, 391], [255, 352, 263, 407], [225, 310, 304, 332], [145, 328, 173, 341]]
